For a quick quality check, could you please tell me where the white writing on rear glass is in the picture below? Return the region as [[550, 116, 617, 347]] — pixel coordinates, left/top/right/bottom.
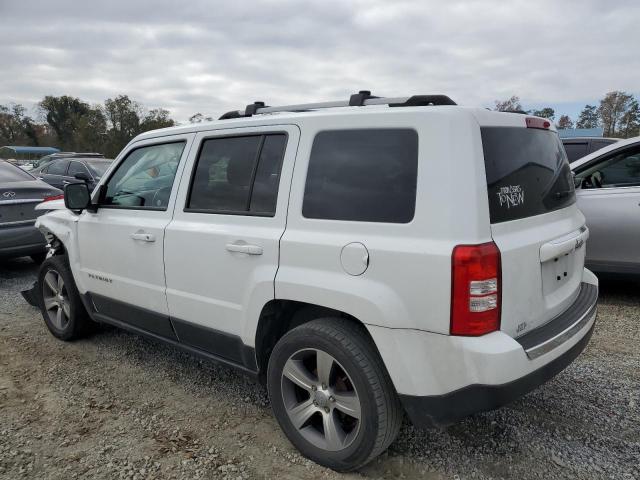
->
[[497, 185, 524, 209]]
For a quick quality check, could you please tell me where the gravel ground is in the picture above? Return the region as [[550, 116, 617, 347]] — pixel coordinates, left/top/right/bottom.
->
[[0, 257, 638, 480]]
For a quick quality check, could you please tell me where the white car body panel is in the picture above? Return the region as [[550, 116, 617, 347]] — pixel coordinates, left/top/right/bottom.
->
[[164, 125, 300, 345], [72, 133, 194, 314], [276, 109, 491, 334], [34, 105, 597, 403], [571, 135, 640, 273], [369, 267, 598, 396], [35, 198, 66, 210]]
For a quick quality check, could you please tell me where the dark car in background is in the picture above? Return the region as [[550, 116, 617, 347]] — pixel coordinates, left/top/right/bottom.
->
[[562, 137, 619, 162], [32, 157, 113, 191], [27, 151, 105, 171], [0, 160, 62, 262]]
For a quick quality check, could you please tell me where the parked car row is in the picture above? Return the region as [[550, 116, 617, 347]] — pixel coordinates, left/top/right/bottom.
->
[[21, 151, 105, 171], [31, 157, 113, 191]]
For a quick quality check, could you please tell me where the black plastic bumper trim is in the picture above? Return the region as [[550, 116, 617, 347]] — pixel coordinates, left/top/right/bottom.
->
[[81, 293, 258, 376], [516, 282, 598, 352]]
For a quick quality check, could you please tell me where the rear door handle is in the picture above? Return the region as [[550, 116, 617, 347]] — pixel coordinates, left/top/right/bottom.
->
[[130, 232, 156, 242], [225, 243, 263, 255]]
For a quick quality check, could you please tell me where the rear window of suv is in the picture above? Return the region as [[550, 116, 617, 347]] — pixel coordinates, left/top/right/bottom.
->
[[481, 127, 575, 223], [303, 129, 418, 223]]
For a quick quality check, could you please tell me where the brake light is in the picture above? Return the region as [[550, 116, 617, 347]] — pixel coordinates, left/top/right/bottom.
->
[[43, 194, 64, 202], [525, 117, 551, 129], [450, 242, 501, 336]]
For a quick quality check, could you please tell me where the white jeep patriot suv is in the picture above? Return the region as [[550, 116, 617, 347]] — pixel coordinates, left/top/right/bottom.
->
[[32, 92, 598, 471]]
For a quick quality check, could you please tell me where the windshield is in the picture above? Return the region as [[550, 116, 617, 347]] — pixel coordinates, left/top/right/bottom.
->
[[481, 127, 575, 223], [0, 161, 36, 182]]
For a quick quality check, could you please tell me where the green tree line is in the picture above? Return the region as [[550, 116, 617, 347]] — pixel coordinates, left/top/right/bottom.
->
[[494, 90, 640, 138], [0, 95, 175, 158]]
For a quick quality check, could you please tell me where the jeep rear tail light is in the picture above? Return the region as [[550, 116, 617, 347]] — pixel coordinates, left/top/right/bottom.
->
[[450, 242, 501, 336]]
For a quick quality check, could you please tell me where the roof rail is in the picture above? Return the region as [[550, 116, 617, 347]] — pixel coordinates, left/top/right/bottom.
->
[[218, 91, 457, 120]]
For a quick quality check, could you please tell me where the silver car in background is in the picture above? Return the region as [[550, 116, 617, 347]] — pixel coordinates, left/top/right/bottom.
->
[[572, 136, 640, 274]]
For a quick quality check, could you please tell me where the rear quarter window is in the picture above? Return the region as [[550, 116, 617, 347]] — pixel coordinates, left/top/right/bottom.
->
[[563, 142, 588, 162], [482, 127, 575, 223], [302, 129, 418, 223]]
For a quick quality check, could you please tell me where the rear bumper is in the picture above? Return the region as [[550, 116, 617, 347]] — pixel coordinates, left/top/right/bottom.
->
[[399, 319, 595, 427], [366, 269, 598, 428], [0, 223, 47, 258]]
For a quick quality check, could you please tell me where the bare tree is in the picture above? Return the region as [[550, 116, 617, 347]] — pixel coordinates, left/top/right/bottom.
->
[[531, 107, 555, 120], [189, 113, 213, 123], [494, 96, 523, 112], [556, 115, 574, 130], [598, 91, 634, 137], [619, 99, 640, 138]]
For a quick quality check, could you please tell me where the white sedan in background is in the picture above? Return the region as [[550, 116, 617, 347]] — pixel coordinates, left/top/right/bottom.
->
[[572, 136, 640, 275]]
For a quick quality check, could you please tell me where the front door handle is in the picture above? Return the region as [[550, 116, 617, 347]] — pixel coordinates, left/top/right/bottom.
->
[[130, 232, 156, 242], [225, 243, 263, 255]]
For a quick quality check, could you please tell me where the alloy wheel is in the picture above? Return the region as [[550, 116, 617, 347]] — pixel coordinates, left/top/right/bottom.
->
[[281, 348, 361, 452], [42, 270, 70, 330]]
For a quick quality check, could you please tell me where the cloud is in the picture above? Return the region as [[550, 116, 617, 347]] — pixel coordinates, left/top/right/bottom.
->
[[1, 0, 638, 121]]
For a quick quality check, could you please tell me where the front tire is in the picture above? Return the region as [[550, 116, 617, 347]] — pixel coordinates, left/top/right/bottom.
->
[[38, 255, 93, 340], [267, 318, 402, 472]]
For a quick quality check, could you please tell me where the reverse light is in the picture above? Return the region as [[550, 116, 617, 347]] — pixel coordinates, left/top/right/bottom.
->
[[450, 242, 501, 336], [43, 194, 64, 202]]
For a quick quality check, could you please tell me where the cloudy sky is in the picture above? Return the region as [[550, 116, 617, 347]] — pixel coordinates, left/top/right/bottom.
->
[[1, 0, 638, 122]]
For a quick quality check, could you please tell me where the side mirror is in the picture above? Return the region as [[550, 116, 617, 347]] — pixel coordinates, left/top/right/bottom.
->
[[74, 172, 91, 182], [64, 183, 91, 211]]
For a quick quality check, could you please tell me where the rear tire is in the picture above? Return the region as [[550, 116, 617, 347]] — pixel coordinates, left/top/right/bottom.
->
[[267, 318, 402, 472], [38, 254, 93, 340]]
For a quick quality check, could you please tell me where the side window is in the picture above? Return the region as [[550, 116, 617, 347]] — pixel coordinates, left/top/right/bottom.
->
[[563, 142, 588, 162], [250, 135, 287, 214], [47, 160, 69, 176], [302, 129, 419, 223], [186, 134, 286, 215], [68, 161, 90, 178], [576, 146, 640, 189], [102, 142, 185, 210], [590, 140, 615, 152]]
